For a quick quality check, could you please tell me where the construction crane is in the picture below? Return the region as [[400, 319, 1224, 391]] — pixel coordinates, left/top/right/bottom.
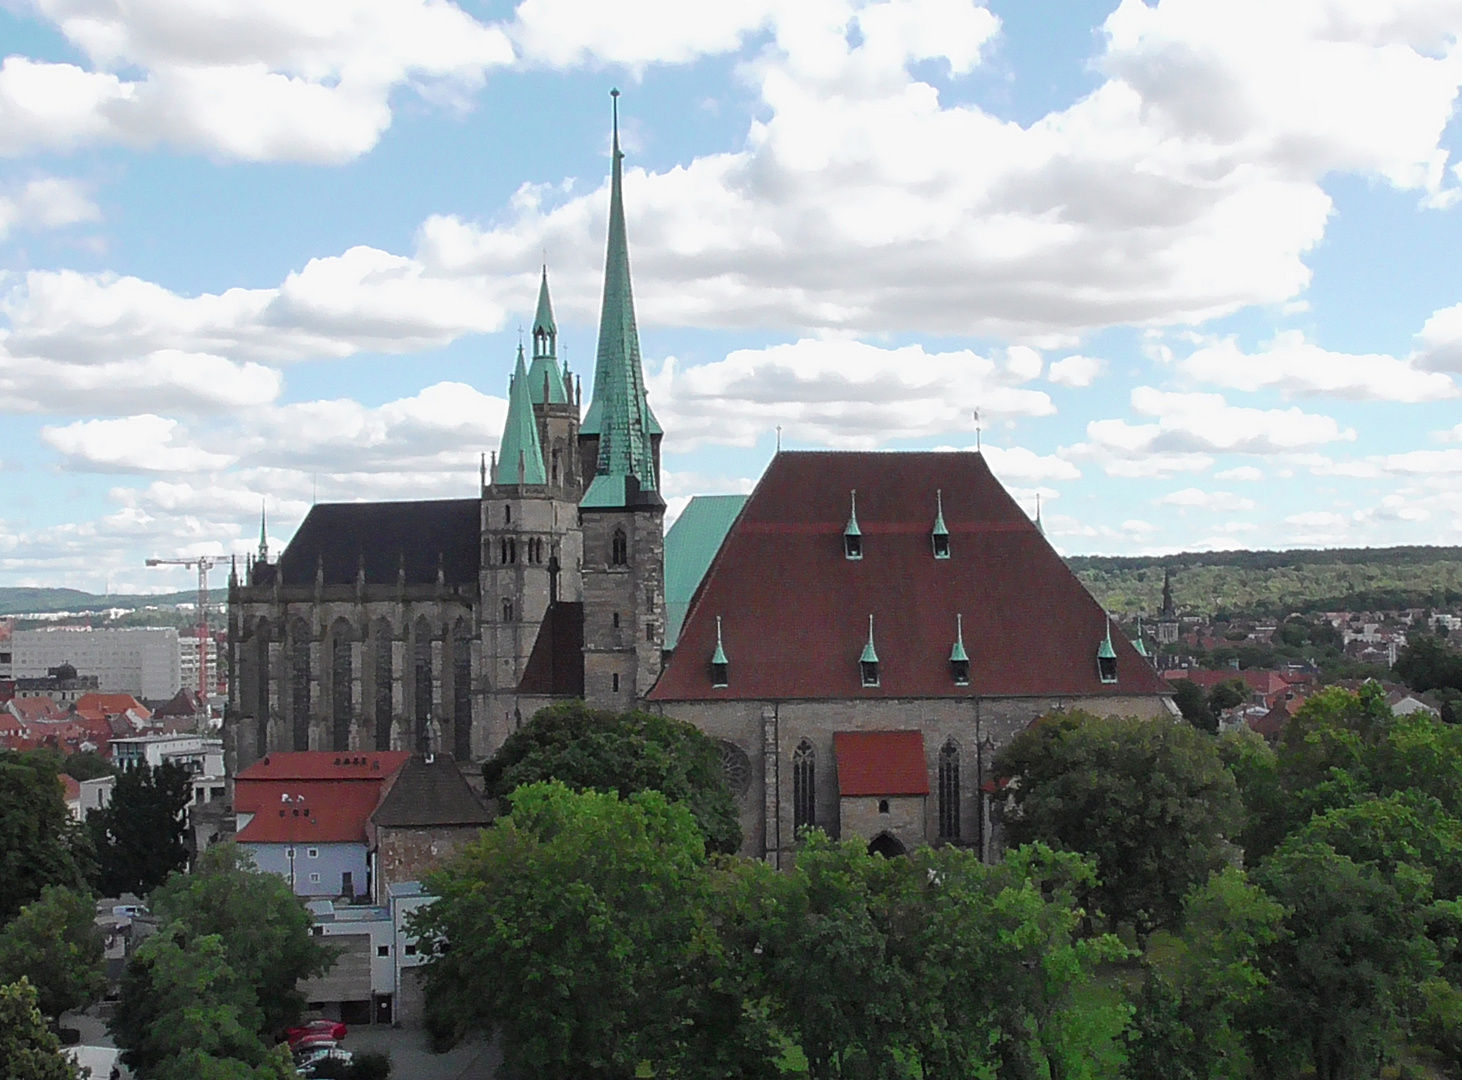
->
[[145, 554, 221, 706]]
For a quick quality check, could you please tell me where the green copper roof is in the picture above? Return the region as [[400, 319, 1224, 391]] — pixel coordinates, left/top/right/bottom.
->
[[861, 615, 879, 664], [665, 494, 748, 647], [527, 266, 569, 405], [932, 489, 948, 537], [1132, 636, 1150, 657], [1097, 623, 1117, 660], [711, 616, 729, 666], [950, 613, 969, 663], [845, 490, 861, 537], [580, 90, 663, 500], [494, 344, 547, 486]]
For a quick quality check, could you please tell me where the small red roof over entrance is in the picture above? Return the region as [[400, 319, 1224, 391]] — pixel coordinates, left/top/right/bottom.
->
[[835, 731, 929, 796]]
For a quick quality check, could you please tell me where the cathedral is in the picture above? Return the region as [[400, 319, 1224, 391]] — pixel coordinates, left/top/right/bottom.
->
[[226, 98, 1173, 863]]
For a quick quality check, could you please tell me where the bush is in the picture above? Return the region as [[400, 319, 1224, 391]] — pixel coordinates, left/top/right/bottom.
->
[[351, 1052, 391, 1080]]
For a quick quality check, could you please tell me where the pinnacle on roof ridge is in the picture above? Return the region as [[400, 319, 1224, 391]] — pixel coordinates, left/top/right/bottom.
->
[[860, 614, 879, 664], [494, 343, 548, 486], [528, 266, 569, 405], [950, 612, 969, 663], [711, 615, 729, 666]]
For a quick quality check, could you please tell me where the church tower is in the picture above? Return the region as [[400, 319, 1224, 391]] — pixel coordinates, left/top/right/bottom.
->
[[526, 267, 584, 500], [480, 341, 583, 754], [579, 90, 666, 711]]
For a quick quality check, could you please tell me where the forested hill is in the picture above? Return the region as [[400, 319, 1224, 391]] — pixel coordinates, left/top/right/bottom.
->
[[1068, 545, 1462, 618], [0, 587, 227, 617]]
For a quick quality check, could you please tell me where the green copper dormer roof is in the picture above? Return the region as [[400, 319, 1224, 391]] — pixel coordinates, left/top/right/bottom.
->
[[932, 489, 948, 537], [1097, 623, 1117, 660], [711, 615, 729, 666], [581, 89, 662, 508], [528, 266, 569, 405], [861, 614, 879, 664], [494, 344, 548, 486], [950, 613, 969, 663], [845, 490, 861, 537], [1132, 636, 1150, 657]]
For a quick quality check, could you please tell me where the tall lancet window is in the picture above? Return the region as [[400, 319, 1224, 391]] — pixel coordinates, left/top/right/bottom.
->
[[793, 739, 816, 831], [938, 739, 961, 840]]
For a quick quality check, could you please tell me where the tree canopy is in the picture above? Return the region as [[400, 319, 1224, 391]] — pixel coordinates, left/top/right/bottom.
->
[[481, 702, 742, 854], [996, 710, 1243, 934], [0, 979, 82, 1080], [89, 760, 191, 899], [0, 751, 92, 922], [0, 886, 105, 1022]]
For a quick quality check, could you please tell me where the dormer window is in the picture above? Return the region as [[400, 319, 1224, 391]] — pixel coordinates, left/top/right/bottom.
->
[[612, 528, 628, 566], [950, 613, 970, 685], [844, 490, 863, 560], [860, 615, 880, 687], [1097, 624, 1118, 684], [932, 489, 950, 559], [710, 615, 729, 687]]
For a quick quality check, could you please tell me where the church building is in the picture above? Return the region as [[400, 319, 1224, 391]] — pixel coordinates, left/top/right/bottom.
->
[[226, 95, 1173, 863]]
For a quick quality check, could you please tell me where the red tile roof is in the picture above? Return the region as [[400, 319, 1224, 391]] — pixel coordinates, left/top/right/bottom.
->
[[651, 452, 1170, 702], [74, 694, 150, 722], [834, 731, 929, 796], [8, 697, 65, 722], [236, 751, 411, 782], [234, 780, 389, 845]]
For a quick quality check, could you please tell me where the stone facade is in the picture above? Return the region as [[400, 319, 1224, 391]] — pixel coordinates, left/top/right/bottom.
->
[[372, 824, 483, 904]]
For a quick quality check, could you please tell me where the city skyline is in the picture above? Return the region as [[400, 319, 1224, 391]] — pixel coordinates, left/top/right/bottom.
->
[[3, 0, 1462, 593]]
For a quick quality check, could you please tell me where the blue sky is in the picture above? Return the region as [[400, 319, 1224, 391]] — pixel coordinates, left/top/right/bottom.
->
[[3, 0, 1462, 593]]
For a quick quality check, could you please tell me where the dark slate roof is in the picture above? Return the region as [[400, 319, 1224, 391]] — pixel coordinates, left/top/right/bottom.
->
[[650, 451, 1171, 702], [276, 500, 480, 587], [517, 603, 585, 697], [371, 755, 493, 829]]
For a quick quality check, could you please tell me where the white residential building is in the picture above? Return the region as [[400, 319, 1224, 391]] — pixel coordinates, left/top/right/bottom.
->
[[11, 627, 181, 700], [110, 734, 224, 777]]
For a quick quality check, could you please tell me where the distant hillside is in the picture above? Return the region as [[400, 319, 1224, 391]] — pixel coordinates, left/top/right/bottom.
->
[[0, 587, 227, 617], [1070, 546, 1462, 618]]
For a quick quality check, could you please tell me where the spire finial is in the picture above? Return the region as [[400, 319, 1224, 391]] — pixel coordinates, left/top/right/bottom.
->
[[257, 500, 268, 562], [611, 87, 620, 154]]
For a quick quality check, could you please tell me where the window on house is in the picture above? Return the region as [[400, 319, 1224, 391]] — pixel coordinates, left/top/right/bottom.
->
[[1098, 653, 1118, 683], [612, 672, 620, 693], [505, 505, 512, 524], [932, 532, 950, 559], [844, 532, 862, 559], [612, 529, 628, 566], [453, 622, 472, 763], [404, 943, 417, 956], [793, 740, 815, 830], [951, 657, 970, 685], [710, 660, 729, 687], [612, 612, 620, 628], [502, 598, 514, 622], [308, 848, 318, 858], [861, 658, 879, 687], [377, 945, 390, 957], [878, 799, 890, 814], [309, 873, 321, 883], [938, 739, 960, 840], [551, 448, 561, 484]]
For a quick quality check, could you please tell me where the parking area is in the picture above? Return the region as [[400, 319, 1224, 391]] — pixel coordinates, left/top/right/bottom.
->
[[339, 1025, 499, 1080]]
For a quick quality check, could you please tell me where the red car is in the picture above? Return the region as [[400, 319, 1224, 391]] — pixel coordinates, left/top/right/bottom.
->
[[285, 1019, 347, 1048]]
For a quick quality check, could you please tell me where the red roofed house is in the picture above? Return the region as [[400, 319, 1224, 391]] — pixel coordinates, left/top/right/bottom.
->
[[234, 750, 411, 899], [6, 695, 66, 724], [649, 452, 1174, 863]]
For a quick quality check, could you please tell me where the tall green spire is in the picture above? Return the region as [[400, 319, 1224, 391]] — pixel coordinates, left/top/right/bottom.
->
[[494, 344, 548, 486], [528, 265, 568, 405], [581, 89, 662, 509]]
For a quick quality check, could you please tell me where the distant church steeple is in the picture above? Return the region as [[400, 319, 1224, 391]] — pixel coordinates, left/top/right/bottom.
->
[[580, 88, 662, 509], [257, 502, 268, 562]]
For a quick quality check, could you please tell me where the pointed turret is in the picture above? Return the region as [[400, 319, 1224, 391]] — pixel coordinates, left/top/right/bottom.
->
[[257, 502, 268, 562], [494, 344, 548, 486], [527, 266, 569, 405], [581, 89, 662, 509]]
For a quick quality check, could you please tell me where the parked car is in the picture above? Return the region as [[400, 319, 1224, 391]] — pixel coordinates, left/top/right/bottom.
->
[[285, 1019, 347, 1048], [296, 1047, 352, 1077]]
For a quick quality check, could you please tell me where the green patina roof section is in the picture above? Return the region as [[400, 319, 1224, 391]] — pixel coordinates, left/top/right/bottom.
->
[[494, 344, 548, 486], [711, 616, 729, 666], [580, 92, 663, 494], [950, 613, 969, 663], [933, 489, 948, 537], [664, 494, 749, 646], [1097, 624, 1117, 660], [1132, 636, 1150, 657], [528, 267, 569, 405], [845, 490, 861, 537], [861, 615, 879, 664]]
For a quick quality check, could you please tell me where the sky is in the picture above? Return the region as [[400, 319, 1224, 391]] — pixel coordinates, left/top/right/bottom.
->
[[3, 0, 1462, 594]]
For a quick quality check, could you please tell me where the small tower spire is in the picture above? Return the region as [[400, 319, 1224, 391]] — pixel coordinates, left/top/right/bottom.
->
[[844, 490, 862, 560], [528, 265, 568, 404], [860, 614, 880, 687], [710, 615, 729, 687], [950, 613, 970, 685], [932, 488, 950, 558], [494, 343, 548, 485], [257, 501, 268, 562], [1035, 492, 1044, 536]]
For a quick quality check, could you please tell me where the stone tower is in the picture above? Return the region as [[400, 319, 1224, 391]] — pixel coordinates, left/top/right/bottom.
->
[[481, 339, 583, 754], [526, 266, 584, 500], [578, 90, 666, 711]]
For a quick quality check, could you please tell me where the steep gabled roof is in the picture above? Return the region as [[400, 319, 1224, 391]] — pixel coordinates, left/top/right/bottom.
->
[[370, 755, 492, 829], [835, 731, 929, 796], [235, 779, 387, 845], [74, 693, 149, 722], [651, 451, 1171, 702], [275, 500, 480, 587]]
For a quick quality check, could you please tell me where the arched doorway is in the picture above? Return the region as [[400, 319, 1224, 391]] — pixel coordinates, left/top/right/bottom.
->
[[868, 833, 906, 858]]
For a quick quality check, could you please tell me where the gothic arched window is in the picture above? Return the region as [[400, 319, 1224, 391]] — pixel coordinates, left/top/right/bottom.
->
[[453, 620, 473, 762], [373, 620, 393, 751], [938, 738, 961, 841], [330, 620, 353, 752], [502, 598, 514, 622], [612, 528, 628, 566], [289, 619, 311, 752], [253, 619, 271, 755], [414, 619, 433, 753], [793, 740, 816, 831]]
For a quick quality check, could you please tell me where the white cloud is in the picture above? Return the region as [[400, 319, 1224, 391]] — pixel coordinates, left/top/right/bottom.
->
[[1215, 465, 1263, 481], [1156, 487, 1256, 512], [0, 0, 514, 163], [1047, 354, 1104, 388], [1417, 301, 1462, 373], [981, 445, 1081, 483], [0, 177, 101, 239], [42, 415, 236, 473], [646, 337, 1055, 449], [1179, 330, 1456, 402], [509, 0, 781, 68], [0, 348, 283, 414]]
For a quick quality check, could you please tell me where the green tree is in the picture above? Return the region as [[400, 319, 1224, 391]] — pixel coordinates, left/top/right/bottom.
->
[[1394, 634, 1462, 694], [997, 711, 1243, 935], [112, 930, 295, 1079], [0, 886, 105, 1022], [1253, 841, 1438, 1080], [90, 761, 191, 898], [146, 844, 336, 1037], [0, 751, 92, 921], [1207, 679, 1249, 715], [61, 751, 115, 782], [1171, 679, 1216, 733], [482, 702, 741, 854], [415, 782, 720, 1079], [1217, 727, 1288, 862], [0, 979, 82, 1080]]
